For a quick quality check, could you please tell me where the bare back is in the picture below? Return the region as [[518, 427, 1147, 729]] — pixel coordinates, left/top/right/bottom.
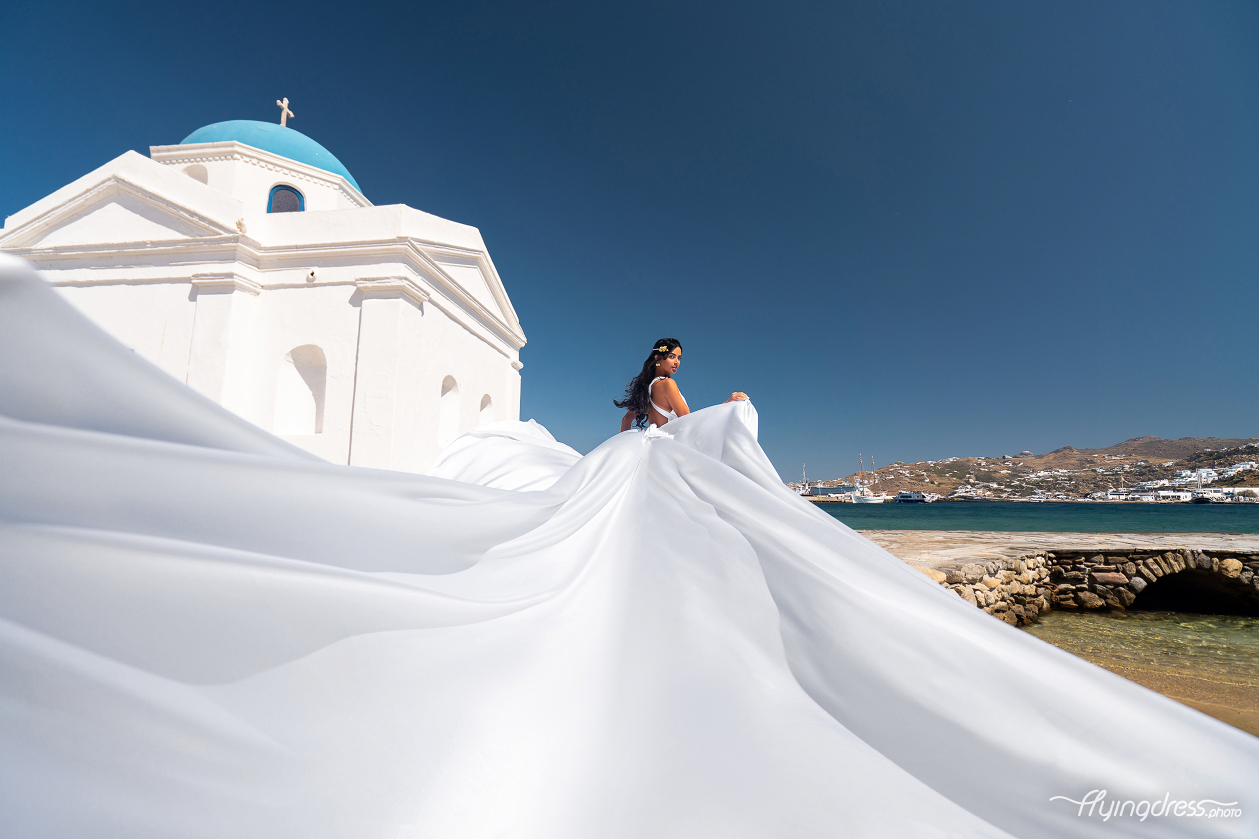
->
[[649, 376, 688, 426]]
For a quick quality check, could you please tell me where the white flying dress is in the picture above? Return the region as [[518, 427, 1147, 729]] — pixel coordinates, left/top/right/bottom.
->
[[0, 253, 1255, 839]]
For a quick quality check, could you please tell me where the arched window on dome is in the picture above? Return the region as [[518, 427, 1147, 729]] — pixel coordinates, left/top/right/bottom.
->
[[268, 185, 304, 213]]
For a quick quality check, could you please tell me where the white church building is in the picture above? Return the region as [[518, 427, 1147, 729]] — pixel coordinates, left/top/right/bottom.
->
[[0, 113, 526, 473]]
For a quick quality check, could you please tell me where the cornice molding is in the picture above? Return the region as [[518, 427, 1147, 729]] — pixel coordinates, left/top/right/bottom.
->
[[420, 242, 522, 329], [221, 236, 526, 349], [6, 231, 526, 351], [191, 272, 262, 296], [48, 274, 198, 287], [4, 235, 245, 260], [355, 276, 430, 308], [150, 142, 371, 208]]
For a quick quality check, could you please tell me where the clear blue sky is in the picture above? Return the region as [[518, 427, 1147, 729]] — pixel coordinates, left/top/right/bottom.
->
[[4, 0, 1256, 479]]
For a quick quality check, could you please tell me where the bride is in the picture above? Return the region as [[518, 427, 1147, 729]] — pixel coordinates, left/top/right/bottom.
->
[[0, 254, 1255, 838], [614, 338, 747, 431]]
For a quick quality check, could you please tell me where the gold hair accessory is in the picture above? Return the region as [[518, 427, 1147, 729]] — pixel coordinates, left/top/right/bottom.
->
[[653, 346, 671, 354]]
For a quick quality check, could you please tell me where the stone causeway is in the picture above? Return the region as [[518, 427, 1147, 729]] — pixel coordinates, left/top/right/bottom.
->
[[862, 531, 1259, 626]]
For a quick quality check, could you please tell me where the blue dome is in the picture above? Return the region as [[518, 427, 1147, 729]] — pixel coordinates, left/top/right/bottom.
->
[[180, 120, 361, 192]]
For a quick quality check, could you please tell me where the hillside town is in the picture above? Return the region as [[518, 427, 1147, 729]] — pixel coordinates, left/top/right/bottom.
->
[[792, 437, 1259, 503]]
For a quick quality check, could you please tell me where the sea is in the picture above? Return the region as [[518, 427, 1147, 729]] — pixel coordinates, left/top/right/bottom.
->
[[820, 500, 1259, 533], [1024, 611, 1259, 737]]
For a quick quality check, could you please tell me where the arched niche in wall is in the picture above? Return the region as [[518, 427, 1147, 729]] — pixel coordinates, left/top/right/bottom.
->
[[438, 376, 461, 448], [268, 184, 304, 213], [183, 164, 208, 184], [478, 394, 493, 426], [274, 345, 326, 434]]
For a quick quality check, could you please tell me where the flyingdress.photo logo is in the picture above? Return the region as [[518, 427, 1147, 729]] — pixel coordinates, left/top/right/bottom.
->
[[1050, 790, 1241, 821]]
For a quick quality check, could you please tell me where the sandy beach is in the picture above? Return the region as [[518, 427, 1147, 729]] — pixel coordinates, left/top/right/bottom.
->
[[861, 529, 1259, 572]]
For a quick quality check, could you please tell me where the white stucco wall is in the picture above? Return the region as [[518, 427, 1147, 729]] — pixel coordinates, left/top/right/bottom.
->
[[55, 281, 198, 380], [388, 300, 522, 473]]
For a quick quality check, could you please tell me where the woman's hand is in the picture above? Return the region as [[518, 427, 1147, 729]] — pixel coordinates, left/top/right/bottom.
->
[[725, 392, 749, 403]]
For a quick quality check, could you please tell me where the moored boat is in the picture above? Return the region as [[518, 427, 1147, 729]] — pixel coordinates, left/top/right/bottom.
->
[[851, 455, 888, 503]]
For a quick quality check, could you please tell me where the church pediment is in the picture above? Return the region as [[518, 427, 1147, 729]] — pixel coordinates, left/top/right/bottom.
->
[[419, 245, 524, 342], [1, 178, 234, 251], [427, 253, 506, 319]]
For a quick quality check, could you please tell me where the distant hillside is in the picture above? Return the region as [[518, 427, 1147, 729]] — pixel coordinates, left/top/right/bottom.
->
[[1051, 436, 1259, 461], [814, 436, 1259, 499]]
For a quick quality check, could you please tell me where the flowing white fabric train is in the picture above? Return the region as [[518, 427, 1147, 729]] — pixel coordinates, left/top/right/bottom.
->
[[0, 253, 1256, 838]]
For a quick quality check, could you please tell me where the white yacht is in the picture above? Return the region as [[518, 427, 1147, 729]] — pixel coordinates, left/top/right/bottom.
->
[[795, 464, 810, 496], [852, 455, 888, 504]]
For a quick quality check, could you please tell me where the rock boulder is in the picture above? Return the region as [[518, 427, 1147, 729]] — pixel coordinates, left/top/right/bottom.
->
[[1089, 571, 1130, 586], [1076, 591, 1105, 610]]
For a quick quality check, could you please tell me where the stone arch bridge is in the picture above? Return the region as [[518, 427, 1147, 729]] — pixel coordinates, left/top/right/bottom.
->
[[862, 532, 1259, 626], [1045, 549, 1259, 616]]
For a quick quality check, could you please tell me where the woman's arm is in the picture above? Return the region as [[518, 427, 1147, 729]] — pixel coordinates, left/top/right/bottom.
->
[[725, 392, 748, 402], [620, 410, 636, 432]]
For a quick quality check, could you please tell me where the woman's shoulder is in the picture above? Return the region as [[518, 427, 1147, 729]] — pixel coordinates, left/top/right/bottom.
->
[[649, 375, 679, 395]]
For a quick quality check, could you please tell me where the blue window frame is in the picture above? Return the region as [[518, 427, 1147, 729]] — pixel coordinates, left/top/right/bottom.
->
[[268, 185, 305, 213]]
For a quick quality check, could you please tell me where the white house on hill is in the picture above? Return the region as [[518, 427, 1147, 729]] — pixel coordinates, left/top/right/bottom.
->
[[0, 118, 526, 473]]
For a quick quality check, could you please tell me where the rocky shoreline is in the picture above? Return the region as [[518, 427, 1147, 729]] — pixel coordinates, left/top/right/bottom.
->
[[914, 548, 1259, 625], [863, 531, 1259, 626], [917, 556, 1050, 625]]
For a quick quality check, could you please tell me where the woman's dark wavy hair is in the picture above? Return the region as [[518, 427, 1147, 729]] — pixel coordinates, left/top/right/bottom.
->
[[614, 338, 682, 429]]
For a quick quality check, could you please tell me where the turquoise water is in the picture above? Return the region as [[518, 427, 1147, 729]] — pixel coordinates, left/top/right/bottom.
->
[[821, 500, 1259, 533], [1024, 610, 1259, 685]]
